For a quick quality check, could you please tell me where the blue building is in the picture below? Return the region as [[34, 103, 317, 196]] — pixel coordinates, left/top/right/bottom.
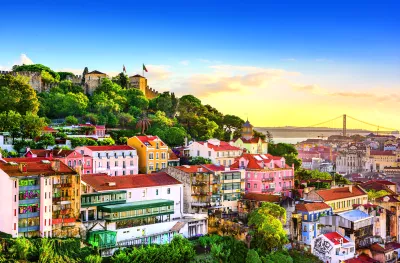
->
[[295, 202, 333, 245]]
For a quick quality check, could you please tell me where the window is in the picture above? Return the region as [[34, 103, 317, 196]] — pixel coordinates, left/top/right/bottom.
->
[[197, 150, 200, 157], [223, 160, 226, 166], [149, 153, 154, 160], [247, 183, 250, 189], [115, 161, 118, 167], [167, 188, 171, 194], [45, 192, 47, 199], [156, 143, 159, 149], [130, 170, 133, 175], [87, 161, 90, 166], [129, 192, 132, 198], [156, 163, 159, 170], [142, 190, 146, 197], [156, 153, 159, 159], [130, 160, 134, 166], [149, 165, 154, 171], [303, 214, 308, 220], [162, 163, 166, 169], [208, 151, 211, 157], [115, 171, 117, 176], [156, 189, 159, 195], [241, 161, 244, 167], [14, 223, 16, 230], [68, 161, 72, 166], [122, 171, 126, 175], [14, 209, 16, 216], [254, 184, 257, 189]]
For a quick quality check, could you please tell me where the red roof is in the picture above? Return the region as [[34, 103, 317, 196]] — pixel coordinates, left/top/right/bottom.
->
[[0, 160, 75, 177], [376, 195, 400, 203], [370, 242, 400, 252], [295, 202, 332, 212], [344, 254, 378, 263], [3, 157, 54, 163], [198, 141, 241, 151], [26, 149, 83, 158], [231, 153, 288, 171], [315, 186, 366, 201], [43, 126, 57, 132], [168, 149, 179, 161], [81, 172, 182, 191], [242, 193, 281, 202], [173, 165, 209, 173], [323, 232, 350, 245], [85, 145, 135, 151]]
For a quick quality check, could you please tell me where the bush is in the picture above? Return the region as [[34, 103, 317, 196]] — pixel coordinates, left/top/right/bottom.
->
[[65, 116, 79, 125]]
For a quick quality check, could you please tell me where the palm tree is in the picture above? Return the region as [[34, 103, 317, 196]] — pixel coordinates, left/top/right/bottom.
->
[[136, 115, 151, 134]]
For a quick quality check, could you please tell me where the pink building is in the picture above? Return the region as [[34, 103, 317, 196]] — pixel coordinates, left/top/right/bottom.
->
[[24, 149, 93, 174], [76, 145, 138, 176], [231, 153, 294, 197]]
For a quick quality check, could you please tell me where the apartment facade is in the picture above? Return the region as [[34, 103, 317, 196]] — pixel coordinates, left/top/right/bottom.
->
[[165, 164, 245, 214], [80, 172, 207, 247], [127, 135, 169, 173], [0, 158, 81, 238], [311, 232, 355, 263], [231, 153, 294, 197], [76, 145, 138, 176], [188, 139, 242, 167]]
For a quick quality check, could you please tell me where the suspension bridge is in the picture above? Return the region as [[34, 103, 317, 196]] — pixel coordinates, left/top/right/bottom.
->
[[257, 114, 399, 139]]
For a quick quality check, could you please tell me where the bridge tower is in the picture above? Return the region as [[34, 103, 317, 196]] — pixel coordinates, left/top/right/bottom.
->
[[343, 114, 347, 137]]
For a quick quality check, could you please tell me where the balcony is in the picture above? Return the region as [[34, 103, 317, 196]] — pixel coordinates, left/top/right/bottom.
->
[[18, 225, 40, 233], [191, 202, 211, 207], [262, 188, 275, 193], [81, 191, 127, 207], [19, 212, 40, 218], [19, 199, 39, 205], [283, 176, 294, 180], [19, 185, 40, 191], [61, 183, 72, 188], [261, 177, 274, 182]]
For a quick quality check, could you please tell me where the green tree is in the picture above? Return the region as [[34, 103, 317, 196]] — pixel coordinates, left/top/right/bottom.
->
[[112, 72, 129, 89], [37, 133, 56, 148], [65, 115, 79, 125], [0, 110, 22, 143], [57, 71, 75, 81], [248, 202, 288, 252], [223, 114, 244, 139], [246, 249, 262, 263], [269, 143, 301, 170], [118, 112, 135, 128], [136, 116, 151, 134], [253, 130, 267, 141], [261, 251, 293, 263], [367, 190, 390, 201], [0, 74, 40, 114], [82, 67, 89, 85], [189, 157, 212, 165], [8, 237, 32, 260], [98, 138, 115, 146], [21, 112, 47, 139], [84, 254, 102, 263]]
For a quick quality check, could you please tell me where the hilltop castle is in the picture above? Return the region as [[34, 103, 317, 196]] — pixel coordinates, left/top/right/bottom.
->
[[0, 69, 159, 100]]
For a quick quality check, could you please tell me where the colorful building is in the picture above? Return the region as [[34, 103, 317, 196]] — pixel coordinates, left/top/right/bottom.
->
[[165, 164, 245, 214], [0, 158, 81, 238], [80, 172, 207, 247], [187, 139, 242, 167], [78, 124, 106, 138], [76, 145, 138, 176], [311, 232, 355, 263], [127, 135, 169, 173], [295, 202, 333, 245], [303, 185, 368, 213], [231, 153, 294, 197], [231, 119, 268, 154]]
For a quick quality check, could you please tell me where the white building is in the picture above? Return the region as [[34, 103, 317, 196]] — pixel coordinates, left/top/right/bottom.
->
[[336, 144, 372, 174], [187, 139, 242, 167], [80, 172, 207, 246], [76, 145, 138, 176], [311, 232, 355, 263]]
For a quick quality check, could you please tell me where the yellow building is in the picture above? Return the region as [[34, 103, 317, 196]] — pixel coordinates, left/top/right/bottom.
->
[[368, 149, 398, 172], [129, 74, 147, 94], [127, 135, 169, 173], [303, 185, 368, 213]]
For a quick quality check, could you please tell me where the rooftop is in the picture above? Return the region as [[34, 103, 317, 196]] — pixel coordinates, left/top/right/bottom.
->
[[344, 254, 379, 263], [87, 70, 106, 75], [0, 160, 76, 177], [338, 209, 372, 222], [198, 140, 241, 151], [81, 172, 182, 191], [323, 232, 350, 245], [370, 242, 400, 253], [295, 202, 332, 212], [134, 135, 166, 147], [85, 145, 135, 152], [315, 185, 367, 202]]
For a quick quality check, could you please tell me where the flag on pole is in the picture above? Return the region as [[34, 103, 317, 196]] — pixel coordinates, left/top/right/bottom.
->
[[143, 64, 148, 72], [123, 65, 126, 73]]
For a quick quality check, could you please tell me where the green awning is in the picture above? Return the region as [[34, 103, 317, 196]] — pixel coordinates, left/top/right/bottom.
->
[[98, 199, 174, 213]]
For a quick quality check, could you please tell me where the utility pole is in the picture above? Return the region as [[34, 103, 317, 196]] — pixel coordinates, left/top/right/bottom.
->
[[343, 114, 347, 137]]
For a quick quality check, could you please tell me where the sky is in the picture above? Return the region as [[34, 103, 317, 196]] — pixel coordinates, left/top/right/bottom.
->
[[1, 0, 399, 129]]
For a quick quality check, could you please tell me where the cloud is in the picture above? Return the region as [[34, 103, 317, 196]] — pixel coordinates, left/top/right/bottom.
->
[[144, 65, 172, 80], [19, 54, 33, 65], [291, 84, 322, 93], [173, 64, 300, 97], [179, 60, 190, 66], [198, 58, 222, 64]]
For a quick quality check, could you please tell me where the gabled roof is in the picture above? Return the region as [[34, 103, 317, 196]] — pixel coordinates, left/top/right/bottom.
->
[[231, 153, 289, 170], [81, 172, 182, 191], [322, 232, 350, 245], [85, 145, 135, 152], [87, 70, 106, 75], [130, 74, 144, 78], [295, 202, 331, 212], [315, 185, 367, 202], [344, 254, 379, 263], [376, 195, 400, 203], [370, 242, 400, 253]]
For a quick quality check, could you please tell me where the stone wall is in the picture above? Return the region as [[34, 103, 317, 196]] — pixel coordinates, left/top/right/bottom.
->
[[145, 86, 159, 99], [0, 71, 55, 92]]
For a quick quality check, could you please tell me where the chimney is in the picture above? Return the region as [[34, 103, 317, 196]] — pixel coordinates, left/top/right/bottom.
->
[[349, 185, 353, 193], [51, 160, 60, 172], [19, 163, 27, 173]]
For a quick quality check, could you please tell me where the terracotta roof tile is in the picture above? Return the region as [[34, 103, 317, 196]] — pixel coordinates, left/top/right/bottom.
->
[[0, 160, 76, 177], [85, 145, 135, 151], [315, 186, 367, 201], [135, 135, 166, 147], [198, 141, 241, 151], [81, 172, 182, 191], [295, 202, 332, 212], [344, 254, 378, 263], [242, 193, 281, 202]]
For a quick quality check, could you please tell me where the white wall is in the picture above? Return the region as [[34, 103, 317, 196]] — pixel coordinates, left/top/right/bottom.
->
[[40, 176, 54, 237]]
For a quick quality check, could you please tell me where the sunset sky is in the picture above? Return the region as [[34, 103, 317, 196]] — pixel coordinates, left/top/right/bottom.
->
[[1, 1, 399, 129]]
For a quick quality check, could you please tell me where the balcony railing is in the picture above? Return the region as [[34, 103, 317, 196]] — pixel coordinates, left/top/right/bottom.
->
[[262, 188, 275, 193], [191, 202, 211, 207], [283, 176, 294, 180], [18, 225, 40, 232], [261, 178, 274, 182], [61, 183, 72, 188]]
